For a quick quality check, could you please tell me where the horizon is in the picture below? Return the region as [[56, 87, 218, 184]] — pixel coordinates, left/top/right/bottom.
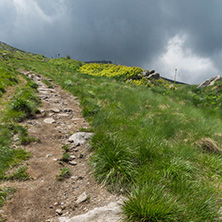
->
[[1, 0, 222, 84]]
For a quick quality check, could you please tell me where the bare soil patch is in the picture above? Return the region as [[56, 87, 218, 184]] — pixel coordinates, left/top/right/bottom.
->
[[1, 72, 120, 222]]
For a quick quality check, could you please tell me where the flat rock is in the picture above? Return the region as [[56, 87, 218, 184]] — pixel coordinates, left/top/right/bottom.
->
[[56, 209, 63, 215], [58, 201, 121, 222], [69, 161, 77, 166], [44, 118, 56, 124], [68, 132, 93, 145], [58, 114, 69, 117], [51, 108, 60, 113], [76, 192, 89, 204]]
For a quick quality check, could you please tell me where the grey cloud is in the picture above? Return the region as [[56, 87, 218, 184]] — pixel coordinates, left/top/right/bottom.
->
[[1, 0, 222, 83]]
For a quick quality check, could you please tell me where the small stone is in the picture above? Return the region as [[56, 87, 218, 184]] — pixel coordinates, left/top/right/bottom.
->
[[46, 154, 53, 158], [49, 205, 53, 209], [58, 114, 69, 117], [53, 158, 58, 161], [71, 176, 78, 180], [51, 108, 60, 113], [70, 155, 76, 160], [55, 209, 63, 215], [76, 192, 89, 204], [44, 118, 56, 124], [79, 153, 84, 158], [69, 161, 77, 166], [54, 202, 59, 206], [64, 108, 73, 112]]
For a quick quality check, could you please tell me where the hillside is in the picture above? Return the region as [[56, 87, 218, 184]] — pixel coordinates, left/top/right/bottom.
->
[[0, 42, 222, 221]]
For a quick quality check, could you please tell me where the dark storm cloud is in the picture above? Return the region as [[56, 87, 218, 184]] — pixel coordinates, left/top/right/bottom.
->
[[1, 0, 222, 83]]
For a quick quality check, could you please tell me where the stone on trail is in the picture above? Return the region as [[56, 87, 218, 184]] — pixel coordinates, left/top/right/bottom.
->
[[51, 108, 60, 113], [68, 161, 77, 166], [44, 118, 56, 124], [68, 132, 93, 146], [58, 201, 121, 222], [56, 209, 63, 215], [76, 192, 89, 204]]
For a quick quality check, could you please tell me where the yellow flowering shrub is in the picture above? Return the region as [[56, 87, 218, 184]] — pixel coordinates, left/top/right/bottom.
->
[[79, 63, 143, 79]]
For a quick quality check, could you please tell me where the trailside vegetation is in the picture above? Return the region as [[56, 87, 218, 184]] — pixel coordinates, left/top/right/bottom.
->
[[0, 44, 222, 221]]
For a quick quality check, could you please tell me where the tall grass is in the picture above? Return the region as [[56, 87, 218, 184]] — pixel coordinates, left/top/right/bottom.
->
[[4, 56, 222, 221]]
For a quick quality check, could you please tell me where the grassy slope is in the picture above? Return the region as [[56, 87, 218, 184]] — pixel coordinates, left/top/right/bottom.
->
[[0, 47, 41, 210], [1, 46, 222, 221]]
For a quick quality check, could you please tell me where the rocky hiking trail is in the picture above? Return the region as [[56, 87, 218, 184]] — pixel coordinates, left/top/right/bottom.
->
[[1, 71, 122, 222]]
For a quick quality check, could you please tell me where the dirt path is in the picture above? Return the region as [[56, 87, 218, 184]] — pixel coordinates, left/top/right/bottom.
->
[[1, 72, 121, 222]]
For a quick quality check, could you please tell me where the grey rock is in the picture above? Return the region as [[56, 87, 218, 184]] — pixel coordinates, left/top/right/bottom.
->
[[149, 69, 155, 74], [51, 108, 60, 113], [56, 209, 63, 215], [46, 154, 53, 158], [68, 132, 93, 146], [58, 201, 121, 222], [70, 155, 76, 160], [142, 70, 150, 76], [147, 72, 160, 80], [44, 118, 56, 124], [69, 161, 77, 166], [197, 75, 222, 88], [76, 192, 89, 204], [58, 114, 69, 117]]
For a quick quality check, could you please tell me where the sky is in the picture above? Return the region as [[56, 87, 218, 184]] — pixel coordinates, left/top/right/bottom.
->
[[0, 0, 222, 84]]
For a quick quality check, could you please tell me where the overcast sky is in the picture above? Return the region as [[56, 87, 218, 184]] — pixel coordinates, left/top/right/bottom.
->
[[0, 0, 222, 84]]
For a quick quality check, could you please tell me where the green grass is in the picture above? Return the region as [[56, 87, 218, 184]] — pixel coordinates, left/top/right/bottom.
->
[[42, 79, 53, 88], [56, 167, 71, 181], [0, 187, 15, 207], [1, 46, 222, 221], [0, 59, 40, 204], [4, 165, 29, 181]]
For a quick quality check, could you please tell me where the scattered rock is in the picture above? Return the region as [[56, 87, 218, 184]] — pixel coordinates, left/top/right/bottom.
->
[[79, 153, 84, 159], [142, 70, 150, 77], [58, 201, 121, 222], [68, 132, 93, 146], [76, 192, 89, 204], [56, 209, 63, 215], [69, 161, 77, 166], [44, 118, 56, 124], [70, 155, 76, 160], [197, 75, 222, 88], [197, 138, 221, 153], [147, 72, 160, 80], [149, 69, 155, 74], [169, 84, 175, 90], [46, 154, 53, 158], [58, 114, 69, 117], [51, 108, 60, 113]]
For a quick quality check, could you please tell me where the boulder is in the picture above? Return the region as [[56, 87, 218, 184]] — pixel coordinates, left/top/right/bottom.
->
[[197, 75, 222, 89], [149, 69, 155, 74], [142, 70, 150, 76], [59, 201, 122, 222], [68, 132, 93, 146], [147, 72, 160, 80]]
